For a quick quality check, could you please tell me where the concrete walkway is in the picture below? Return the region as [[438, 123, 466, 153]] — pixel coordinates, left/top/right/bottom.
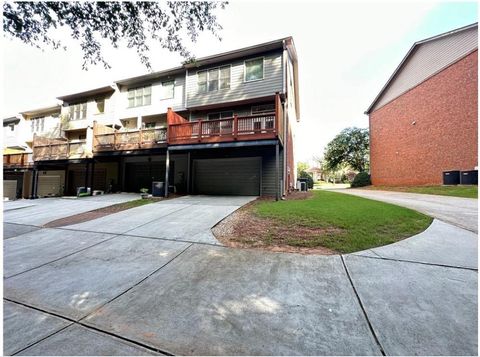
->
[[337, 188, 478, 232], [3, 195, 478, 355]]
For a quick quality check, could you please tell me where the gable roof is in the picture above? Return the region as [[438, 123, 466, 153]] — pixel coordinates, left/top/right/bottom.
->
[[365, 22, 478, 114]]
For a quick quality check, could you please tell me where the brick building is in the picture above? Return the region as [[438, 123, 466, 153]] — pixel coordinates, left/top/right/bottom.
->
[[365, 23, 478, 186]]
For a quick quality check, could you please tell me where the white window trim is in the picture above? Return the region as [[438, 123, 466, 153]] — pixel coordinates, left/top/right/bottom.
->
[[127, 85, 152, 108], [197, 64, 231, 94], [160, 80, 175, 100], [244, 56, 265, 82]]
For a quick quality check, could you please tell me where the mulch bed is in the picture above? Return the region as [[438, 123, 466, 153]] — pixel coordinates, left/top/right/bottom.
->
[[212, 193, 339, 255], [43, 195, 180, 228]]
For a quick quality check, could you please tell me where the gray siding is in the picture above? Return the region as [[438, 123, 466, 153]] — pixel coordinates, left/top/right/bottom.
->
[[372, 25, 478, 112], [261, 148, 283, 196], [186, 51, 283, 108]]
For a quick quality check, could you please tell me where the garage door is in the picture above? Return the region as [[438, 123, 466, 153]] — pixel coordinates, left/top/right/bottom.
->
[[3, 180, 17, 200], [125, 162, 174, 193], [38, 175, 61, 197], [194, 157, 261, 196]]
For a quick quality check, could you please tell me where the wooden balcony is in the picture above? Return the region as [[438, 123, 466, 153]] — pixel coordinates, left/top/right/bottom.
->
[[3, 153, 33, 168], [33, 136, 88, 161], [93, 122, 167, 152], [167, 93, 284, 146]]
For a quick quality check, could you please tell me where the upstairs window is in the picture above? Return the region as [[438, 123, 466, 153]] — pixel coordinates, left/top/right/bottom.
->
[[69, 102, 87, 120], [245, 58, 264, 82], [128, 85, 151, 107], [198, 65, 230, 93], [30, 117, 45, 133], [160, 81, 175, 99], [95, 99, 105, 114]]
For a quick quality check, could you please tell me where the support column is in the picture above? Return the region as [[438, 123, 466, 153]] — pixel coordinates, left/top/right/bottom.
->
[[186, 152, 191, 194], [30, 167, 38, 199], [275, 143, 280, 201], [90, 160, 95, 196], [84, 161, 90, 195], [164, 149, 170, 198]]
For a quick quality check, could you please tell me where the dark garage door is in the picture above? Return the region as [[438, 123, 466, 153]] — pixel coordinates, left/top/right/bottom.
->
[[193, 157, 260, 196], [124, 162, 174, 193]]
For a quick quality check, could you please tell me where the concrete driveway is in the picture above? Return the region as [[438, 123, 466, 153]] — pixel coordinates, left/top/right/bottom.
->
[[3, 194, 478, 355], [338, 188, 478, 232]]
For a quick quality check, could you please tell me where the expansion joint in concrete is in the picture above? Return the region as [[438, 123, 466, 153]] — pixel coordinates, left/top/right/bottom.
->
[[340, 255, 386, 356]]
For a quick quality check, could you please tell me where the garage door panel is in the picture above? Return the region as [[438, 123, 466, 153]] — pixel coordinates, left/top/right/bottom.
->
[[38, 176, 61, 197], [194, 158, 260, 196], [3, 180, 17, 200]]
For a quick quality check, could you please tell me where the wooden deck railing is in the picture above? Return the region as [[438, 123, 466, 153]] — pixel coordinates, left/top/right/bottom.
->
[[168, 93, 284, 145], [3, 153, 33, 167], [93, 122, 167, 152], [33, 135, 88, 161]]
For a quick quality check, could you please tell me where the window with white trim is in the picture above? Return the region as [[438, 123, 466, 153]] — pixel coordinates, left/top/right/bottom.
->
[[198, 65, 230, 93], [160, 81, 175, 99], [95, 99, 105, 114], [245, 58, 264, 82], [69, 102, 87, 120], [30, 117, 45, 133], [127, 85, 152, 107]]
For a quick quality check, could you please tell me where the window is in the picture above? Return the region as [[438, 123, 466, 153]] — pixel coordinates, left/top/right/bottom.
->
[[30, 117, 45, 133], [79, 134, 87, 140], [198, 71, 207, 93], [208, 111, 234, 120], [160, 81, 175, 99], [251, 104, 275, 115], [245, 58, 264, 82], [198, 65, 230, 93], [144, 122, 156, 129], [69, 102, 87, 120], [96, 99, 105, 114], [127, 85, 152, 107]]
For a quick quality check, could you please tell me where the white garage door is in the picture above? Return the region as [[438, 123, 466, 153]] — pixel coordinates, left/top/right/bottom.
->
[[38, 175, 61, 197], [3, 180, 17, 200]]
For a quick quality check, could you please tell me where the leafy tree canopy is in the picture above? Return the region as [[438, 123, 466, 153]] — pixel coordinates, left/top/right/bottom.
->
[[297, 161, 309, 176], [3, 1, 227, 70], [324, 127, 369, 172]]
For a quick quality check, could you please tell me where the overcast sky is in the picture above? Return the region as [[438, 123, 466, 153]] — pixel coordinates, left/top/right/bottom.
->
[[1, 1, 477, 162]]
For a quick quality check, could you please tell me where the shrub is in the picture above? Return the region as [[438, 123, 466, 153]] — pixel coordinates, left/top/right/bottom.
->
[[298, 171, 314, 189], [351, 172, 371, 188]]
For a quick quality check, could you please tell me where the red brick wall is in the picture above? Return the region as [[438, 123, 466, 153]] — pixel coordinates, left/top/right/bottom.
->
[[369, 50, 478, 186]]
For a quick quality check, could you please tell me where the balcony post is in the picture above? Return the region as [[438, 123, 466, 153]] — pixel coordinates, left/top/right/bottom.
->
[[275, 142, 280, 201], [139, 128, 143, 149], [198, 120, 203, 142], [164, 149, 170, 198], [114, 131, 118, 150], [275, 92, 280, 136], [233, 115, 238, 140]]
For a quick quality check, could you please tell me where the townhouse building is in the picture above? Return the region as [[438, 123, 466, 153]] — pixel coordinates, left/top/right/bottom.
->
[[3, 37, 300, 200]]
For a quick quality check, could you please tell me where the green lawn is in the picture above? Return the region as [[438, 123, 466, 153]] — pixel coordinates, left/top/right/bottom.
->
[[253, 190, 432, 253], [363, 185, 478, 198]]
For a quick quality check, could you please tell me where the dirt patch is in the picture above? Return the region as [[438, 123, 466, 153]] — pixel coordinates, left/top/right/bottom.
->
[[43, 195, 181, 228], [213, 200, 340, 255]]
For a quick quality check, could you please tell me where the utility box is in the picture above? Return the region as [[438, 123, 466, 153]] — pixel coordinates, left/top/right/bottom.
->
[[443, 171, 460, 185], [460, 170, 478, 185], [152, 181, 165, 197]]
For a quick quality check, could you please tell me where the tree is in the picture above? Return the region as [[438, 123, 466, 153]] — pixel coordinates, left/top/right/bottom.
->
[[297, 161, 309, 177], [3, 1, 227, 70], [324, 127, 369, 172]]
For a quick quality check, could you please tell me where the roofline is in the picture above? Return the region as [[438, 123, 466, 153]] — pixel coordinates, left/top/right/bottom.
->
[[115, 37, 294, 86], [20, 104, 61, 116], [365, 22, 478, 114], [184, 37, 291, 69], [56, 85, 115, 102]]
